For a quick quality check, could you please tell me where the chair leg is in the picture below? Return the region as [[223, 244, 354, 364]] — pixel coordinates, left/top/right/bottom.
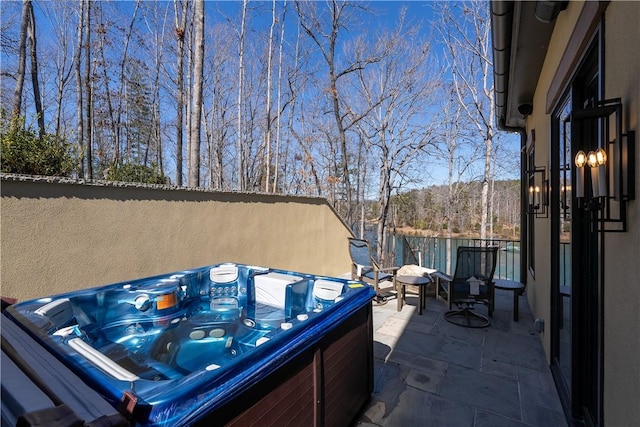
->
[[373, 294, 387, 306]]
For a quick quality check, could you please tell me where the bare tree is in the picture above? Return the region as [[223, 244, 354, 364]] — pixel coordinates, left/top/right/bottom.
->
[[10, 0, 44, 134], [272, 0, 288, 193], [43, 1, 76, 138], [84, 0, 93, 179], [437, 0, 496, 240], [2, 0, 515, 212], [187, 0, 204, 187], [285, 19, 324, 196], [91, 2, 118, 168], [25, 0, 44, 136], [202, 19, 236, 190], [75, 0, 85, 176], [438, 83, 478, 272], [141, 1, 171, 174], [261, 0, 277, 192], [174, 0, 189, 186], [295, 0, 383, 226], [235, 0, 249, 190], [354, 12, 438, 263], [11, 0, 30, 119], [115, 0, 141, 164]]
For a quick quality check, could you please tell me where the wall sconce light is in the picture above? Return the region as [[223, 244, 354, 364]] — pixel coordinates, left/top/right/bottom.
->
[[527, 166, 549, 218], [588, 148, 608, 198], [574, 149, 586, 198], [575, 148, 608, 210], [571, 98, 635, 232]]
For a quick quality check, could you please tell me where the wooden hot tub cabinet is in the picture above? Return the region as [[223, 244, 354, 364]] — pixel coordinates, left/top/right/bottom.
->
[[204, 303, 374, 426]]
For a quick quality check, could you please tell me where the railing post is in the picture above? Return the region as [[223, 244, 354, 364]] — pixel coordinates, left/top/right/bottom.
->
[[389, 234, 521, 281]]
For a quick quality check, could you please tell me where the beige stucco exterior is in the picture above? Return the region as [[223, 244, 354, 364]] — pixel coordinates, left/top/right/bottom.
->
[[602, 2, 640, 424], [524, 1, 640, 425], [525, 0, 584, 361], [1, 176, 354, 302]]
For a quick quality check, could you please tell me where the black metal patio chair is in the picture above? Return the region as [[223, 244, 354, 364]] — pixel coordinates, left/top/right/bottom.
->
[[432, 246, 498, 327]]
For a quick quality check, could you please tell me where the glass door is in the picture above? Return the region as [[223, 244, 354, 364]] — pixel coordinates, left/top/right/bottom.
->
[[552, 95, 573, 400], [551, 41, 603, 426]]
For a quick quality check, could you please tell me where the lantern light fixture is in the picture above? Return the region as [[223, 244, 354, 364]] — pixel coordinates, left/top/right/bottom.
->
[[571, 98, 635, 232], [527, 166, 548, 218]]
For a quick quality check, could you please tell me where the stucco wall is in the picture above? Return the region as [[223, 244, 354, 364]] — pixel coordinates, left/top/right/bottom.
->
[[0, 175, 354, 301], [525, 0, 585, 361], [525, 1, 639, 424], [602, 2, 640, 425]]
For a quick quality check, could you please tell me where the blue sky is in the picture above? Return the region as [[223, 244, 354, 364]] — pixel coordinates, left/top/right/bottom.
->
[[5, 0, 520, 189]]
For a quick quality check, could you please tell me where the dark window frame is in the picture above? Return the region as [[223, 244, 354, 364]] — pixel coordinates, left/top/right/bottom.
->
[[526, 129, 536, 278]]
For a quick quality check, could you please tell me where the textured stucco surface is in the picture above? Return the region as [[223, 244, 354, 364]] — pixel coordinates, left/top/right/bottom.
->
[[602, 2, 640, 425], [524, 1, 640, 424], [1, 175, 353, 301]]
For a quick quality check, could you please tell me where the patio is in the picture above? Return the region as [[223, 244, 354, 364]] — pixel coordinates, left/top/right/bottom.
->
[[355, 286, 567, 427]]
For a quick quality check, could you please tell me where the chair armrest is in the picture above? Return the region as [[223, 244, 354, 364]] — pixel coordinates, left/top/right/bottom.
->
[[378, 266, 399, 274], [353, 264, 373, 278], [431, 271, 452, 283]]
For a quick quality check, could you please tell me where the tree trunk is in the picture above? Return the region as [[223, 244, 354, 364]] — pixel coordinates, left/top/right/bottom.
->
[[12, 0, 30, 119], [50, 2, 75, 139], [264, 0, 276, 192], [236, 0, 248, 190], [273, 0, 287, 194], [150, 2, 165, 175], [84, 0, 93, 179], [480, 138, 490, 241], [26, 1, 44, 136], [94, 3, 118, 165], [174, 0, 188, 186], [438, 0, 496, 242], [114, 0, 141, 165], [188, 0, 204, 187], [75, 0, 85, 177], [376, 159, 392, 266]]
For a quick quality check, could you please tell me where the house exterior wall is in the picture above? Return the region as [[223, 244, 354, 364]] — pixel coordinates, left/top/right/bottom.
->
[[525, 1, 640, 424], [601, 2, 640, 424], [525, 0, 585, 362], [0, 176, 354, 301]]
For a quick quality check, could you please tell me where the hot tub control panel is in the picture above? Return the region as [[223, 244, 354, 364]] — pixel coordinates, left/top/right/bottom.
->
[[205, 263, 250, 310], [209, 285, 238, 298]]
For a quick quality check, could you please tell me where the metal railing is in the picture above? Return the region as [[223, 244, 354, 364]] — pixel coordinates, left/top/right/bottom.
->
[[391, 235, 521, 281]]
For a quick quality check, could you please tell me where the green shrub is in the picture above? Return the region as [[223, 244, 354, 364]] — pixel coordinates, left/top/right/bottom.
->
[[106, 162, 167, 185], [1, 117, 76, 176]]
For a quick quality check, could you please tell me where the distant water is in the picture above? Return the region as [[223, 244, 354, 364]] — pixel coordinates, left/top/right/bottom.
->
[[380, 233, 522, 281]]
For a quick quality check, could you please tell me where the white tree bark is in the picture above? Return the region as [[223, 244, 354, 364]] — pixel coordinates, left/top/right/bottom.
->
[[188, 0, 204, 187], [438, 0, 496, 241], [174, 0, 188, 186], [12, 0, 30, 119], [236, 0, 248, 190]]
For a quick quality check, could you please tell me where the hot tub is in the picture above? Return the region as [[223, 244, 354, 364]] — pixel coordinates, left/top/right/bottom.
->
[[4, 263, 375, 426]]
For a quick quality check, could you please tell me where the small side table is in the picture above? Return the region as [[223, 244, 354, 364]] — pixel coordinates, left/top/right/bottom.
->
[[395, 275, 431, 315], [494, 279, 526, 321]]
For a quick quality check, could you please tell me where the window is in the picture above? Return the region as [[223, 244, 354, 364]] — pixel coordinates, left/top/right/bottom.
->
[[526, 129, 536, 277]]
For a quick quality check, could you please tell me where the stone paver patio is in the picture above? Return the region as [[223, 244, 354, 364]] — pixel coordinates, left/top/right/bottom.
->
[[356, 287, 567, 427]]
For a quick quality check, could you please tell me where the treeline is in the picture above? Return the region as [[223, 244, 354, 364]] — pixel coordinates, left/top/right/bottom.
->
[[389, 180, 521, 238], [1, 1, 519, 253]]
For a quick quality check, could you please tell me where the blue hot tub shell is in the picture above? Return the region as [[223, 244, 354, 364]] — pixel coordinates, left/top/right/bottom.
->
[[4, 263, 375, 426]]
